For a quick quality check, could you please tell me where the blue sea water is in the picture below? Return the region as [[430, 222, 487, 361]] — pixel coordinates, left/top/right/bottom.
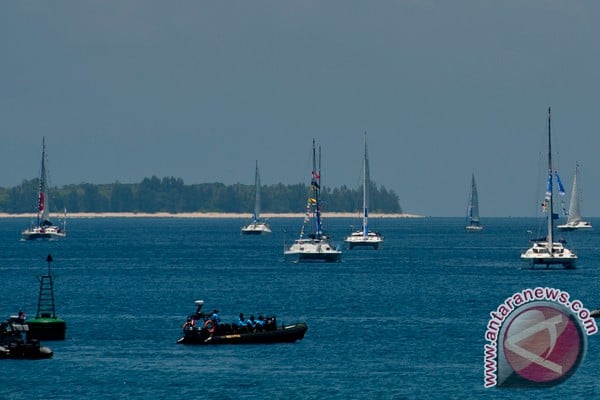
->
[[1, 217, 600, 399]]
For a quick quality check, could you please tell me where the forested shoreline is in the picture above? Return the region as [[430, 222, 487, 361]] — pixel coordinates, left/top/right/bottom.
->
[[0, 176, 402, 214]]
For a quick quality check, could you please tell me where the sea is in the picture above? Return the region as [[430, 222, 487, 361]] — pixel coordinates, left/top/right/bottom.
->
[[1, 216, 600, 399]]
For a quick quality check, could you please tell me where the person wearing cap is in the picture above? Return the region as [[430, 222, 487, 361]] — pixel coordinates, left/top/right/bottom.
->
[[237, 313, 247, 330], [210, 309, 220, 324]]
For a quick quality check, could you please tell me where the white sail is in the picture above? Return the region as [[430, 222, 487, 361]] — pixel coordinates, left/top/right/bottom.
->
[[465, 173, 483, 230], [241, 160, 271, 234], [558, 163, 592, 230], [567, 166, 581, 224]]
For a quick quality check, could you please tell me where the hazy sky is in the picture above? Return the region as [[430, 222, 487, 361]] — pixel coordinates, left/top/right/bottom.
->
[[2, 1, 600, 217]]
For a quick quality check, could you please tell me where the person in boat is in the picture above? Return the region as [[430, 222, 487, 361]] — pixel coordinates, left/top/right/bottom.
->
[[210, 310, 221, 332], [237, 313, 247, 327], [18, 310, 26, 322], [247, 315, 257, 332], [182, 316, 195, 331], [210, 310, 220, 322], [255, 315, 266, 331]]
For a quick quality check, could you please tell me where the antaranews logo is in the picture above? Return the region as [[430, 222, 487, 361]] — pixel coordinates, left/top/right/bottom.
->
[[484, 287, 597, 388]]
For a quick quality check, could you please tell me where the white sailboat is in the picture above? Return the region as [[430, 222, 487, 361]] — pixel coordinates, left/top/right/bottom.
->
[[284, 139, 342, 262], [521, 108, 576, 269], [344, 133, 384, 249], [22, 138, 67, 240], [465, 173, 483, 231], [241, 161, 271, 235], [557, 163, 592, 230]]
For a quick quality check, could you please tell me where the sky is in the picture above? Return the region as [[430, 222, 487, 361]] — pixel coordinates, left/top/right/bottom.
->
[[2, 1, 600, 217]]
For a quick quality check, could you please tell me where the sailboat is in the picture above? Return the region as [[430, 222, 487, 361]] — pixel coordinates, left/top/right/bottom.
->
[[284, 139, 342, 262], [22, 138, 67, 240], [557, 163, 592, 230], [465, 173, 483, 231], [344, 133, 384, 249], [241, 161, 271, 235], [521, 108, 577, 269], [26, 254, 67, 340]]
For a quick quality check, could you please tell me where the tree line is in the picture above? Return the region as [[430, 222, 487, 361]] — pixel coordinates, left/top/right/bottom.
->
[[0, 176, 403, 214]]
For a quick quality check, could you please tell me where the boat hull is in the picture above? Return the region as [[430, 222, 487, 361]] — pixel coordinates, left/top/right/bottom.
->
[[285, 251, 342, 262], [557, 222, 593, 231], [241, 223, 271, 235], [344, 232, 383, 250], [178, 322, 308, 345], [521, 242, 577, 269], [285, 239, 342, 262], [22, 227, 66, 240], [0, 342, 53, 359]]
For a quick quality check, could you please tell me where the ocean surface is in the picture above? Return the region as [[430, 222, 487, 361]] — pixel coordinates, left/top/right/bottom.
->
[[1, 217, 600, 399]]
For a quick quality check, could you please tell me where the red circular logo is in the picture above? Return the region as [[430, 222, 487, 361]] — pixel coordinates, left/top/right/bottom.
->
[[503, 305, 583, 385]]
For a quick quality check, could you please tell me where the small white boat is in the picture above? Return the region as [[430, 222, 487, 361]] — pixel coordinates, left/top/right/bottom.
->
[[557, 163, 592, 231], [465, 173, 483, 231], [241, 161, 271, 235], [521, 108, 577, 269], [22, 138, 67, 241], [344, 133, 383, 249], [284, 140, 342, 263]]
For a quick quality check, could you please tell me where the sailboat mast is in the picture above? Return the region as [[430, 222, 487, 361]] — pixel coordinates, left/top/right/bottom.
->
[[547, 107, 554, 246], [253, 160, 260, 221], [311, 139, 323, 237], [37, 137, 49, 225], [363, 132, 369, 236]]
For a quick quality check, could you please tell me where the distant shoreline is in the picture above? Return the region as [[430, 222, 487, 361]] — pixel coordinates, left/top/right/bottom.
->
[[0, 212, 422, 219]]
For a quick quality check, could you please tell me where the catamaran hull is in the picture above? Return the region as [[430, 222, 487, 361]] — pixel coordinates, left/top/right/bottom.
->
[[241, 224, 271, 235], [344, 231, 383, 250], [521, 246, 577, 269], [22, 232, 66, 240], [347, 242, 380, 250], [284, 251, 342, 263], [22, 226, 66, 240], [521, 256, 576, 269]]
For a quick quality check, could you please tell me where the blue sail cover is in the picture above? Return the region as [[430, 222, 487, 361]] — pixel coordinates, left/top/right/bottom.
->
[[554, 171, 566, 196], [545, 173, 552, 202]]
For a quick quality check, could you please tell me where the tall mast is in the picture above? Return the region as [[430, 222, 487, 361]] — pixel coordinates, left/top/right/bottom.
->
[[547, 107, 554, 247], [253, 160, 260, 221], [316, 142, 323, 237], [37, 137, 48, 225], [363, 132, 369, 236], [310, 139, 322, 238]]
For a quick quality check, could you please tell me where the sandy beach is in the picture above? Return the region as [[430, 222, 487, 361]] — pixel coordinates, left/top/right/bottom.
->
[[0, 212, 422, 219]]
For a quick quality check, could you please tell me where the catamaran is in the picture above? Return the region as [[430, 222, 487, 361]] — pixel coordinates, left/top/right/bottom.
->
[[521, 108, 577, 269], [22, 138, 67, 240], [241, 161, 271, 235], [557, 163, 592, 230], [344, 133, 383, 249], [465, 173, 483, 231], [284, 140, 342, 262]]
